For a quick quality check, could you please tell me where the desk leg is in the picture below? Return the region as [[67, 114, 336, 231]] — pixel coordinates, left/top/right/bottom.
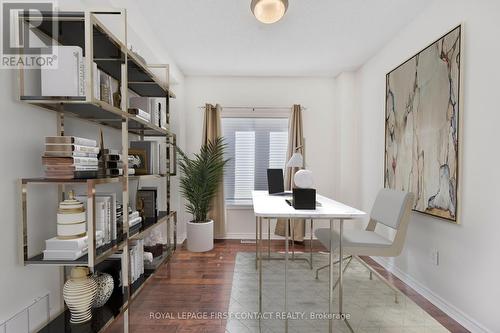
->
[[259, 216, 263, 314], [268, 219, 271, 259], [329, 219, 334, 333], [339, 219, 344, 315], [255, 216, 258, 270], [310, 219, 313, 269], [285, 216, 289, 333], [291, 219, 295, 261]]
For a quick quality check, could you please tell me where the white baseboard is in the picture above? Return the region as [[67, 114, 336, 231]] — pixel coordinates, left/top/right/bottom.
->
[[372, 257, 491, 333]]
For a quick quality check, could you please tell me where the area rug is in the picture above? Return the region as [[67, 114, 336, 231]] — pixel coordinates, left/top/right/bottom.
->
[[225, 252, 449, 333]]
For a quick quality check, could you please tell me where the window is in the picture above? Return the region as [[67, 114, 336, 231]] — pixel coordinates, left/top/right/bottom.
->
[[222, 117, 289, 201]]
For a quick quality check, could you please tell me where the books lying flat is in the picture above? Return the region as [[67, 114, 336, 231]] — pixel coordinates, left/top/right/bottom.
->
[[45, 136, 97, 147], [45, 144, 100, 154], [129, 216, 142, 228], [43, 151, 98, 158], [43, 249, 87, 261], [46, 164, 98, 171], [45, 170, 98, 179], [45, 236, 88, 251], [45, 233, 104, 251], [42, 156, 98, 166], [128, 108, 151, 122]]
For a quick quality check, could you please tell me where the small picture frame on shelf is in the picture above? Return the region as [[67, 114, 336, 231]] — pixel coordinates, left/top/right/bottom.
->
[[129, 148, 148, 175]]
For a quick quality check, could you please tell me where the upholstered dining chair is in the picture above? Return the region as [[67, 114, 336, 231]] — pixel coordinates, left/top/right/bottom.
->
[[314, 188, 414, 303]]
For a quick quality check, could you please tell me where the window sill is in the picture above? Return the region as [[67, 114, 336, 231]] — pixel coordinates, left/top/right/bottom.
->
[[225, 199, 253, 210]]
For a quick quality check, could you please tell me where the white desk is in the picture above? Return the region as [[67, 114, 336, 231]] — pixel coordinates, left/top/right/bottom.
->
[[252, 191, 366, 333]]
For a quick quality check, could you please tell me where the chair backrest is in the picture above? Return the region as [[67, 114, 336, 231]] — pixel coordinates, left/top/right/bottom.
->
[[370, 188, 413, 229], [365, 188, 415, 256]]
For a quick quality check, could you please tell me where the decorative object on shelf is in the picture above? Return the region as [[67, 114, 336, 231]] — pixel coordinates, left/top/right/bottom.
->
[[130, 141, 160, 174], [92, 272, 114, 308], [102, 148, 124, 177], [137, 187, 158, 219], [63, 267, 97, 324], [99, 70, 112, 105], [251, 0, 288, 24], [57, 191, 86, 239], [112, 85, 122, 108], [128, 148, 148, 175], [128, 45, 147, 64], [385, 25, 462, 223], [177, 137, 229, 252], [144, 244, 163, 258]]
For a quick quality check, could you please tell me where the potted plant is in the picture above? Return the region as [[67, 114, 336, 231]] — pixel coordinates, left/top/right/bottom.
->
[[177, 137, 228, 252]]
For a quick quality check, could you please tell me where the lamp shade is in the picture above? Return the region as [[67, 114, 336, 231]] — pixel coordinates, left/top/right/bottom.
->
[[286, 152, 303, 168], [251, 0, 289, 24]]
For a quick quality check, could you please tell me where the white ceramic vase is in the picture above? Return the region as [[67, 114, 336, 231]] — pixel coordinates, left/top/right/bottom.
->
[[92, 272, 114, 308], [186, 220, 214, 252], [63, 267, 97, 324]]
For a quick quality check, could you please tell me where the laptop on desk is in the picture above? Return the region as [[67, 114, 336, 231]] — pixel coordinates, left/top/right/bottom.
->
[[267, 169, 291, 196]]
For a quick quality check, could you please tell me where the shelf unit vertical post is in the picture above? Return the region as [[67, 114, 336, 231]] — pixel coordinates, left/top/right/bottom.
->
[[19, 180, 28, 265], [87, 180, 96, 269]]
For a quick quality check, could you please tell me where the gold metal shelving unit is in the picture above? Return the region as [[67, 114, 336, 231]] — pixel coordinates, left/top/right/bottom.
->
[[17, 9, 177, 333]]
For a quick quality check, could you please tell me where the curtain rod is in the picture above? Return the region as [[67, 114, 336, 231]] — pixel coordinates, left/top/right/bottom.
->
[[197, 106, 307, 111]]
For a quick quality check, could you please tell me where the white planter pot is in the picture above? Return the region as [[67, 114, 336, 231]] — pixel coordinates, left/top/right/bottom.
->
[[186, 220, 214, 252]]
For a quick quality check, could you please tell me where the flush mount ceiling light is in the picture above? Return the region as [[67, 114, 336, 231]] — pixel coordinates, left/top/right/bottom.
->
[[251, 0, 289, 24]]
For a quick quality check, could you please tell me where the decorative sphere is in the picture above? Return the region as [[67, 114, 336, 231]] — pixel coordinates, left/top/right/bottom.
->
[[294, 169, 313, 188]]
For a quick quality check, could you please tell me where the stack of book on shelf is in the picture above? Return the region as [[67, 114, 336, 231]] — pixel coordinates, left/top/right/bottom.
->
[[129, 240, 145, 284], [76, 193, 118, 246], [43, 136, 99, 179], [99, 148, 129, 177], [43, 232, 104, 261]]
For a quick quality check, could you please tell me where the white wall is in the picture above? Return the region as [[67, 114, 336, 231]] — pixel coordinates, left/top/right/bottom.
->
[[353, 0, 500, 332], [183, 76, 337, 239], [0, 1, 186, 327]]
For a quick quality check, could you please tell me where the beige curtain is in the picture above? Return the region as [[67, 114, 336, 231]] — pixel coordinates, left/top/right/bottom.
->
[[202, 103, 226, 238], [275, 104, 305, 241]]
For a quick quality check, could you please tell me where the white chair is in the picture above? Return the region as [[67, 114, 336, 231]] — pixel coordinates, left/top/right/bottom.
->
[[314, 188, 414, 303]]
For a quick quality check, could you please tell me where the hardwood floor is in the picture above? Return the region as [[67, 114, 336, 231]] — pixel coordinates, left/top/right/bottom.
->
[[105, 239, 469, 333]]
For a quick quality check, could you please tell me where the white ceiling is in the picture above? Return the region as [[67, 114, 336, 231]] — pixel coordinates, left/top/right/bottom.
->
[[125, 0, 434, 77]]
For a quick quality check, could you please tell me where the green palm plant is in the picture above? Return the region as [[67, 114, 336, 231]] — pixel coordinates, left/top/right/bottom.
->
[[177, 137, 229, 223]]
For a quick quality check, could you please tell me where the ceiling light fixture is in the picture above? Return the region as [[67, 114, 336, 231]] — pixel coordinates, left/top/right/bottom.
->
[[251, 0, 288, 24]]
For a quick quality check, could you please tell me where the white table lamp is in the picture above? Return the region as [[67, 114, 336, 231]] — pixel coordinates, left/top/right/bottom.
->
[[286, 151, 314, 188], [286, 152, 303, 168]]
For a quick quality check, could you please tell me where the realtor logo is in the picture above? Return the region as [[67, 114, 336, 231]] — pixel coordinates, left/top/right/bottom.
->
[[1, 1, 58, 68]]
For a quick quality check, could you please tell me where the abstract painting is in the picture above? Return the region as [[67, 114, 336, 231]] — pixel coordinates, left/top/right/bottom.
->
[[385, 25, 462, 223]]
